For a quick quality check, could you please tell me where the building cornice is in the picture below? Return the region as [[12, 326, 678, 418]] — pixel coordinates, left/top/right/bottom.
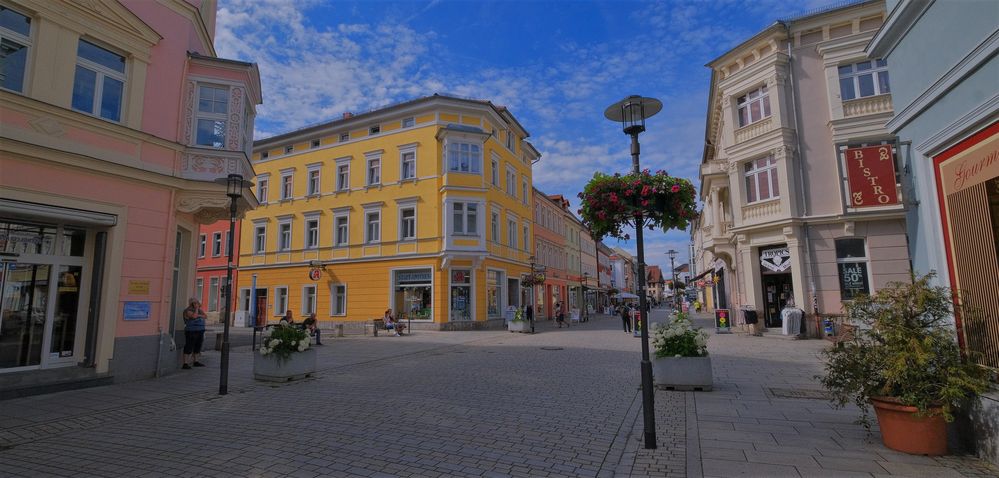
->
[[866, 0, 935, 58]]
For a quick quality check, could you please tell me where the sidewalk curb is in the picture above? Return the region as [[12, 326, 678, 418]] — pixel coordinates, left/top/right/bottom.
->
[[685, 390, 703, 478]]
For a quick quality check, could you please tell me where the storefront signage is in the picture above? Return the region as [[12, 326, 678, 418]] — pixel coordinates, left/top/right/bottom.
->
[[837, 262, 869, 300], [938, 128, 999, 196], [396, 270, 431, 284], [452, 270, 466, 283], [715, 308, 731, 334], [760, 247, 791, 272], [123, 301, 150, 320], [844, 144, 900, 207], [308, 269, 321, 281], [128, 280, 150, 295]]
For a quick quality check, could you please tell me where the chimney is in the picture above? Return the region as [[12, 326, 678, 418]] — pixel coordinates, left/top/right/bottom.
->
[[342, 112, 353, 119]]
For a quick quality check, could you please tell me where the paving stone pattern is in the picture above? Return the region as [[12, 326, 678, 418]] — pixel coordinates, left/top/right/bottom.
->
[[0, 310, 996, 477]]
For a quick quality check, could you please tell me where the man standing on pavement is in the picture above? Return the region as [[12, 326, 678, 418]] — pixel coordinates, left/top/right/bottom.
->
[[620, 304, 631, 333]]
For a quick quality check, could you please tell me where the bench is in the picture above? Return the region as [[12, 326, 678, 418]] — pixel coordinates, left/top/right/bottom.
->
[[365, 319, 406, 336]]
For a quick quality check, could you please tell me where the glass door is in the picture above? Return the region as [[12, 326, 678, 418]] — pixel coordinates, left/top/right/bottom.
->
[[0, 262, 50, 369]]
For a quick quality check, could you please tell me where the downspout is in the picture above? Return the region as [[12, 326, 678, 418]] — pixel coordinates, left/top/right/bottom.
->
[[780, 21, 819, 316]]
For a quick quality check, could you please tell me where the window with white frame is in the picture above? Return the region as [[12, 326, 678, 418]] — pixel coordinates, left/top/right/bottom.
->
[[400, 207, 416, 241], [302, 285, 316, 315], [367, 157, 381, 185], [452, 202, 478, 235], [836, 238, 870, 300], [253, 224, 266, 254], [334, 212, 349, 246], [212, 232, 222, 256], [365, 211, 381, 243], [737, 85, 771, 128], [491, 157, 499, 186], [522, 224, 529, 251], [257, 177, 269, 203], [281, 172, 293, 199], [223, 231, 230, 257], [0, 6, 32, 93], [72, 39, 126, 122], [278, 221, 291, 251], [522, 179, 528, 205], [330, 284, 347, 316], [744, 155, 779, 203], [401, 150, 416, 180], [839, 59, 890, 101], [336, 160, 350, 191], [198, 234, 206, 258], [208, 277, 219, 312], [195, 278, 203, 304], [339, 132, 349, 142], [307, 167, 321, 196], [447, 142, 482, 173], [402, 117, 415, 128], [506, 168, 516, 196], [304, 217, 319, 249], [506, 131, 514, 150], [490, 211, 500, 242], [194, 84, 228, 148], [275, 287, 288, 315], [508, 218, 517, 248]]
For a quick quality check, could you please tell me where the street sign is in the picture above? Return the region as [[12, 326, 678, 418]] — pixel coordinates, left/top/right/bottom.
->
[[715, 308, 731, 334]]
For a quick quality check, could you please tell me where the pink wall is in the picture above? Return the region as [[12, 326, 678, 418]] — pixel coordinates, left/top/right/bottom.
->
[[1, 156, 178, 338]]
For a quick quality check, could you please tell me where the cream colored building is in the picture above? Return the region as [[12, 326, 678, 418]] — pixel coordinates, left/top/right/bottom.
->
[[697, 0, 910, 331]]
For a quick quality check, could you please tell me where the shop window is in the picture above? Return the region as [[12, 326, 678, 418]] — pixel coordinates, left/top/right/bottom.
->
[[72, 39, 126, 122], [744, 156, 779, 203], [330, 284, 347, 316], [0, 6, 31, 93], [302, 285, 316, 315], [450, 269, 472, 321], [737, 85, 771, 128], [487, 270, 503, 318], [394, 269, 432, 320], [836, 238, 870, 300], [275, 287, 288, 315]]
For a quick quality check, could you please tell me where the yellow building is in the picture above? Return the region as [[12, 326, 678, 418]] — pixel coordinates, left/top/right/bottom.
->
[[238, 95, 538, 329]]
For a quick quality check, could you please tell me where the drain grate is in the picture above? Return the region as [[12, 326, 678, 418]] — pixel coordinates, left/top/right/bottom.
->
[[540, 347, 564, 351], [769, 387, 828, 400]]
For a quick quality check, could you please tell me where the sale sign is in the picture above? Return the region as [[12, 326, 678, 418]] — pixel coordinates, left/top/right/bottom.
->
[[844, 144, 900, 207]]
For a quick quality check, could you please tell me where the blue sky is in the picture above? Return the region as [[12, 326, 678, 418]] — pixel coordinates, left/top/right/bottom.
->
[[216, 0, 839, 272]]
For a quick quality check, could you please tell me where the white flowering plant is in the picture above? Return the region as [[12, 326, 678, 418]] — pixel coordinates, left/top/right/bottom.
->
[[652, 312, 709, 358], [259, 320, 310, 361]]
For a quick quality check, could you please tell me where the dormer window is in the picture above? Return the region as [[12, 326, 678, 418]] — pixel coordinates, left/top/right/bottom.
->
[[737, 86, 770, 128], [839, 59, 890, 101], [192, 84, 228, 147]]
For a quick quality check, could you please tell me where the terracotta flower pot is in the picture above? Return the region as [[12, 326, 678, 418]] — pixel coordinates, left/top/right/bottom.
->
[[871, 397, 947, 455]]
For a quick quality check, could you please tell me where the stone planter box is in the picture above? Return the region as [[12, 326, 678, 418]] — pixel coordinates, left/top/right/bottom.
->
[[253, 348, 317, 382], [652, 355, 713, 391], [507, 320, 529, 333]]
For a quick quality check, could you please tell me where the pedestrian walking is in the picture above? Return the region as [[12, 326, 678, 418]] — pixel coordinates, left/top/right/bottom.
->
[[555, 302, 567, 328], [620, 304, 631, 333], [181, 298, 207, 369]]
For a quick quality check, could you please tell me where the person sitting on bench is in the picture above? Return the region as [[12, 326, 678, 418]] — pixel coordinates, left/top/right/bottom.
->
[[303, 313, 322, 345], [384, 309, 406, 336]]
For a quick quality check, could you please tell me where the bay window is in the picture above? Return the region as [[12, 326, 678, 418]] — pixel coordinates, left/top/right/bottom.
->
[[744, 156, 779, 203], [452, 202, 478, 235], [195, 84, 228, 148], [737, 85, 771, 128], [447, 142, 482, 173]]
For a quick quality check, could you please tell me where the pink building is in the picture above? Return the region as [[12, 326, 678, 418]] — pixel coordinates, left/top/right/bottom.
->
[[0, 0, 261, 393], [194, 220, 241, 326]]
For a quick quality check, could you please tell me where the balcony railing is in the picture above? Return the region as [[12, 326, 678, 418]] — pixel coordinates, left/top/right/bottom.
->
[[843, 94, 892, 117], [180, 147, 253, 183], [734, 117, 774, 144], [741, 199, 781, 221]]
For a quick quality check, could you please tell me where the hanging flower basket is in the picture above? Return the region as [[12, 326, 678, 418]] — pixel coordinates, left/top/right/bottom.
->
[[521, 271, 546, 287], [578, 170, 698, 240]]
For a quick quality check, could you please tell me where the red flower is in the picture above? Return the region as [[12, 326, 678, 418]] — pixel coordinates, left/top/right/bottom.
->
[[671, 184, 681, 193], [624, 189, 633, 196], [641, 185, 651, 196], [641, 200, 649, 206]]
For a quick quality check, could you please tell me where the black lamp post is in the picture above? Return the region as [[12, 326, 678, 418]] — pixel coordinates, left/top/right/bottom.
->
[[605, 95, 662, 450], [214, 173, 251, 395], [582, 272, 590, 322], [667, 249, 679, 311]]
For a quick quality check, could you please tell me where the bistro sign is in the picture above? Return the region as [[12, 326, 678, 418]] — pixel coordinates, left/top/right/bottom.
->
[[844, 144, 900, 207]]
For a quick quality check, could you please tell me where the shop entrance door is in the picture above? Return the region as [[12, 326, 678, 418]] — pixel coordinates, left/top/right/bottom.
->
[[762, 274, 792, 328]]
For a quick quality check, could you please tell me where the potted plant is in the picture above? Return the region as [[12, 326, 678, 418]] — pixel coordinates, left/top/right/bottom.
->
[[819, 274, 988, 455], [508, 307, 529, 333], [651, 312, 712, 391], [254, 321, 317, 382]]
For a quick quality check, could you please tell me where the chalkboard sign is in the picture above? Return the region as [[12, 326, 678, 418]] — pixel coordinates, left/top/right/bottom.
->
[[715, 308, 731, 334]]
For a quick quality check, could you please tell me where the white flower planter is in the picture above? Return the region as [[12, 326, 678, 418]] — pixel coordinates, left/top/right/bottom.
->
[[253, 348, 317, 382], [652, 355, 713, 391], [507, 320, 529, 333]]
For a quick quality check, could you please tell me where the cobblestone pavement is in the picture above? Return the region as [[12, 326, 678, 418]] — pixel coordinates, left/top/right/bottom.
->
[[1, 310, 996, 477]]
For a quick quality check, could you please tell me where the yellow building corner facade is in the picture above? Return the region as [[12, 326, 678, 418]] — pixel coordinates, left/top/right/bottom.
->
[[238, 95, 539, 330]]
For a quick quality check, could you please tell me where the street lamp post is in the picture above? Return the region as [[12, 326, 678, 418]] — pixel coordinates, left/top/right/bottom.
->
[[667, 249, 679, 311], [215, 173, 250, 396], [605, 95, 662, 450], [582, 272, 590, 322]]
